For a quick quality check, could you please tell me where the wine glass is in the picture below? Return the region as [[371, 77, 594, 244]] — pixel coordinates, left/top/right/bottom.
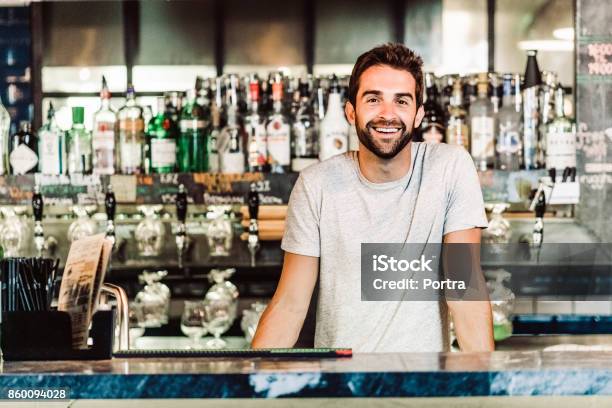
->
[[203, 294, 234, 349], [180, 301, 208, 349], [128, 302, 146, 349]]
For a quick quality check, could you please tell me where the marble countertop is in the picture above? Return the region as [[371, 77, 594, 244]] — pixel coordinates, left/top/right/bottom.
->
[[0, 350, 610, 398]]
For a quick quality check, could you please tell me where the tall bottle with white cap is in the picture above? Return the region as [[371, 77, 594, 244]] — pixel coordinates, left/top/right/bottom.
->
[[522, 50, 542, 169], [319, 75, 349, 161], [0, 96, 10, 174], [92, 76, 116, 175]]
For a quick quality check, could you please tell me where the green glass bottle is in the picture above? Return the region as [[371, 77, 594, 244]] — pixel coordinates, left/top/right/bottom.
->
[[179, 89, 210, 172], [67, 107, 92, 174], [147, 97, 178, 173]]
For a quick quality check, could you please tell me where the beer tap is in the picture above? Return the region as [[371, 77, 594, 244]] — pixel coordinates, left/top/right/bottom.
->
[[532, 190, 546, 248], [175, 184, 188, 268], [32, 185, 45, 257], [105, 184, 117, 246], [247, 183, 260, 267]]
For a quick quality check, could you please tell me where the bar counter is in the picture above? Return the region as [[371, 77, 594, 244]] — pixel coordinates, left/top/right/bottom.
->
[[0, 351, 610, 399]]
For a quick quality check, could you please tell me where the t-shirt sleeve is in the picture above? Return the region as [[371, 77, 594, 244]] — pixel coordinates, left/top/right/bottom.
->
[[443, 148, 489, 235], [281, 174, 321, 257]]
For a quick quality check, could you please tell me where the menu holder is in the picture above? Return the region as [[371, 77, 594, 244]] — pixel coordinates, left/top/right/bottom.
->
[[57, 234, 113, 349], [0, 309, 115, 361]]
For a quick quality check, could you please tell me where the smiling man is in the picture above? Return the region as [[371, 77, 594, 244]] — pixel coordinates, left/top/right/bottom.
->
[[252, 43, 494, 352]]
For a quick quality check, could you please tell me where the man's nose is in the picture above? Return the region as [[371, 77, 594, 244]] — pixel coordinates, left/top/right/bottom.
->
[[378, 101, 398, 121]]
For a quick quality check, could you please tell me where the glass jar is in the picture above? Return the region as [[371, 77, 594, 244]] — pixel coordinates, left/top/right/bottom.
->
[[241, 301, 267, 343], [135, 205, 165, 256], [485, 269, 515, 341], [206, 207, 233, 257], [134, 270, 171, 327], [483, 203, 511, 245], [0, 206, 29, 257], [67, 205, 98, 243]]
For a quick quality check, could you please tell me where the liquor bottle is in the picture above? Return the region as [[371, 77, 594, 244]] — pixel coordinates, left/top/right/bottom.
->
[[208, 95, 222, 173], [496, 74, 522, 171], [545, 86, 576, 172], [446, 81, 470, 151], [470, 73, 496, 170], [489, 73, 502, 113], [463, 75, 477, 110], [38, 102, 66, 175], [266, 75, 291, 173], [539, 71, 558, 167], [292, 79, 319, 171], [165, 91, 184, 124], [117, 84, 145, 174], [148, 97, 178, 173], [179, 89, 209, 172], [67, 107, 92, 175], [9, 121, 38, 175], [0, 96, 10, 175], [418, 72, 445, 143], [92, 76, 116, 175], [219, 103, 245, 174], [522, 50, 542, 169], [441, 75, 455, 122], [319, 76, 349, 161], [245, 75, 269, 172]]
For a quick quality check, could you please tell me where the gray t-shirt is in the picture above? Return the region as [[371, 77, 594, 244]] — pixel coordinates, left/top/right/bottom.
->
[[281, 142, 488, 352]]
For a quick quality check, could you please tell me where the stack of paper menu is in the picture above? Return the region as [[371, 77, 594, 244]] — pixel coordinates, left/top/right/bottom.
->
[[58, 234, 113, 349]]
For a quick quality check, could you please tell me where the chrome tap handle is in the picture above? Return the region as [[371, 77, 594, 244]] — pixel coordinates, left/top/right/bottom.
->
[[100, 283, 130, 351], [105, 185, 117, 244], [32, 185, 45, 257], [247, 183, 260, 267]]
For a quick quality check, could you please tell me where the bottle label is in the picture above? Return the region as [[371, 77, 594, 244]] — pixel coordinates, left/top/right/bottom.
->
[[497, 122, 521, 154], [422, 124, 444, 143], [470, 117, 495, 159], [266, 119, 290, 166], [93, 125, 115, 174], [39, 129, 62, 175], [180, 119, 207, 132], [445, 119, 469, 150], [121, 142, 142, 169], [10, 143, 38, 174], [221, 153, 244, 173], [246, 120, 267, 167], [320, 125, 348, 161], [119, 118, 144, 132], [546, 131, 576, 169], [151, 139, 177, 168]]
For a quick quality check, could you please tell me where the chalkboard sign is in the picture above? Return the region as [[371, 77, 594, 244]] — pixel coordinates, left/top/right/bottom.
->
[[575, 0, 612, 241], [0, 173, 300, 206]]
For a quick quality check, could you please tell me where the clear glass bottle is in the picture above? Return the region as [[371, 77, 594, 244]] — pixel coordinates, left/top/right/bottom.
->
[[470, 73, 496, 170], [179, 89, 209, 172], [319, 76, 349, 161], [445, 81, 470, 151], [219, 103, 245, 174], [292, 78, 319, 171], [208, 94, 222, 173], [117, 84, 145, 174], [92, 76, 116, 175], [545, 86, 576, 172], [418, 72, 445, 143], [0, 96, 10, 175], [245, 75, 269, 172], [38, 102, 66, 175], [496, 74, 522, 171], [67, 107, 92, 175], [9, 121, 38, 175], [522, 50, 542, 169], [266, 75, 291, 173], [148, 96, 178, 174]]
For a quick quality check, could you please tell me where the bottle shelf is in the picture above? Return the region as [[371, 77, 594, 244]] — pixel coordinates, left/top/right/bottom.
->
[[0, 172, 300, 206], [0, 169, 546, 207]]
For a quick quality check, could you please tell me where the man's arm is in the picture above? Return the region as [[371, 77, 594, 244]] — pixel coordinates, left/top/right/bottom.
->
[[443, 228, 494, 352], [251, 252, 319, 348]]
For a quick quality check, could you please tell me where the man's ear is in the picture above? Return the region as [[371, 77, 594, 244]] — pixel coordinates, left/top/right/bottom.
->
[[414, 104, 425, 129], [344, 101, 356, 125]]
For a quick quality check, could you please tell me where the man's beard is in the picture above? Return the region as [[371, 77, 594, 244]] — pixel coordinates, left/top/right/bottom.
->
[[355, 117, 415, 160]]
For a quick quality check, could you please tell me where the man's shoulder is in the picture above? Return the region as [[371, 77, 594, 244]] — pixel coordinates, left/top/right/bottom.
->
[[298, 153, 353, 185], [419, 142, 469, 163]]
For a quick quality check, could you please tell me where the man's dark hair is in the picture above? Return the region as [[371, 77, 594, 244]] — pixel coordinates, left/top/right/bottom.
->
[[348, 43, 424, 108]]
